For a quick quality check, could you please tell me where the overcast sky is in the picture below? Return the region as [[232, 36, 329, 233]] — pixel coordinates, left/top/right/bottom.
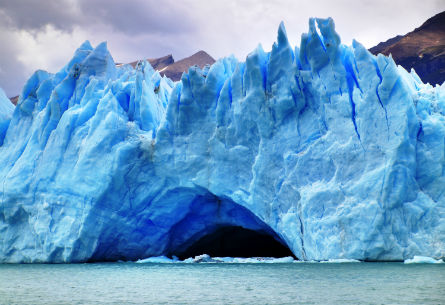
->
[[0, 0, 444, 97]]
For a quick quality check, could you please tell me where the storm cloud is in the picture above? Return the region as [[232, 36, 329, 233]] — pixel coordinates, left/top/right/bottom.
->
[[0, 0, 196, 33], [0, 0, 444, 97]]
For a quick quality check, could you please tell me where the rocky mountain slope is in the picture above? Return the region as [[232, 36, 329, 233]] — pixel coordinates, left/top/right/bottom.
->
[[127, 54, 174, 70], [370, 11, 445, 85], [119, 51, 215, 81], [158, 50, 215, 81]]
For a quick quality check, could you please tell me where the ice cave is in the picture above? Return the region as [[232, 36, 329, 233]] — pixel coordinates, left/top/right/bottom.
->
[[86, 188, 294, 262]]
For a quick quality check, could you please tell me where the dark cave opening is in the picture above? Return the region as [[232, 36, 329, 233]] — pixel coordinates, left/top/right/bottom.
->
[[175, 226, 296, 260]]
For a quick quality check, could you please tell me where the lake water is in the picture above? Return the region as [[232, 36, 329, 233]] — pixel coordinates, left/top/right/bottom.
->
[[0, 261, 444, 304]]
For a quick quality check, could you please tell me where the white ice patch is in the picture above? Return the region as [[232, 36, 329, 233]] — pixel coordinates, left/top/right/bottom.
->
[[321, 259, 362, 263], [136, 254, 296, 264], [213, 256, 296, 264], [404, 256, 444, 264], [136, 256, 179, 263], [291, 258, 362, 263]]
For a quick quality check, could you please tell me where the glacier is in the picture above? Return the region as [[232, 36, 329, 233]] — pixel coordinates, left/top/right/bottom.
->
[[0, 18, 444, 263], [0, 88, 14, 146]]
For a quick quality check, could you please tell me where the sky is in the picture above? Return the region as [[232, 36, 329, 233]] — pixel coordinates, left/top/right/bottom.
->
[[0, 0, 444, 97]]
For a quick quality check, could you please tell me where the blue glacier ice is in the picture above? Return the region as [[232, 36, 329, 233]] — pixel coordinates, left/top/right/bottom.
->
[[0, 18, 444, 263], [0, 88, 14, 146]]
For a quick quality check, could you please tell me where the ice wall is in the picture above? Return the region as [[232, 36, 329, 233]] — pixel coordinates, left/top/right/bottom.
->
[[0, 18, 444, 263], [0, 88, 14, 145]]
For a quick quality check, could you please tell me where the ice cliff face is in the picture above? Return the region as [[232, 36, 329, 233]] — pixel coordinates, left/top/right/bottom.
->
[[0, 88, 14, 146], [0, 18, 444, 263]]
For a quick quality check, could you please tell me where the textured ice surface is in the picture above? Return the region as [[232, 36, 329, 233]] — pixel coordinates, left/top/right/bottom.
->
[[0, 18, 444, 263]]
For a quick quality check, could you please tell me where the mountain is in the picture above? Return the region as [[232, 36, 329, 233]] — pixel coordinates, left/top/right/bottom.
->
[[119, 51, 215, 81], [158, 50, 215, 81], [122, 54, 174, 70], [9, 96, 18, 105], [370, 11, 445, 85], [0, 18, 444, 263]]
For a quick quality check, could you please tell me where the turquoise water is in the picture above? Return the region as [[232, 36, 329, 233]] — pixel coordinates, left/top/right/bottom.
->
[[0, 262, 444, 304]]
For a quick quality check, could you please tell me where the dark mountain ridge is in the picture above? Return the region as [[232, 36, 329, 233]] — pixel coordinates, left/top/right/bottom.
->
[[370, 11, 445, 86], [117, 50, 215, 81], [129, 54, 174, 70], [159, 50, 215, 81]]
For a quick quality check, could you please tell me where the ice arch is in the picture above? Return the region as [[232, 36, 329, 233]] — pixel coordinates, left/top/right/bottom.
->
[[86, 187, 294, 262]]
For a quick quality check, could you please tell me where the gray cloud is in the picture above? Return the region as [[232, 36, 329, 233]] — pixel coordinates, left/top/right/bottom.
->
[[0, 0, 77, 31], [0, 26, 28, 96], [77, 0, 196, 35], [0, 0, 197, 34]]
